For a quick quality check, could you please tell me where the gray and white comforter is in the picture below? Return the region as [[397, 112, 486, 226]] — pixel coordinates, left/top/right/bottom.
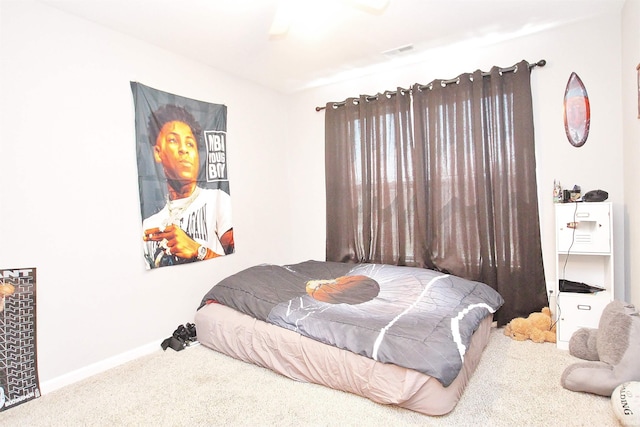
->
[[199, 260, 504, 386]]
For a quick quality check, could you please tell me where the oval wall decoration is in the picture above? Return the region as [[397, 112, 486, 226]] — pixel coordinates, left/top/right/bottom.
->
[[563, 72, 590, 147]]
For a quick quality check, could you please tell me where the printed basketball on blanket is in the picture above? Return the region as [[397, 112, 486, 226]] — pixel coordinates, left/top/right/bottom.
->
[[305, 275, 380, 304]]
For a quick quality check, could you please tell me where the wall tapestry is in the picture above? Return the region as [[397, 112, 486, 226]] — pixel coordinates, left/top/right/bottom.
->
[[0, 267, 40, 411], [131, 82, 234, 270]]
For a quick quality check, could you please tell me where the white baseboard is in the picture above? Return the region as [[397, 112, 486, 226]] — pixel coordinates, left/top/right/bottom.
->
[[39, 340, 162, 394]]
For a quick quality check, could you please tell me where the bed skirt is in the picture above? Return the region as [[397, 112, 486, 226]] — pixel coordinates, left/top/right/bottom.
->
[[194, 302, 493, 416]]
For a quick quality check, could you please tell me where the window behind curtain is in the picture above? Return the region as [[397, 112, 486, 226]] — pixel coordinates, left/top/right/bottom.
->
[[324, 61, 547, 325], [325, 91, 423, 267]]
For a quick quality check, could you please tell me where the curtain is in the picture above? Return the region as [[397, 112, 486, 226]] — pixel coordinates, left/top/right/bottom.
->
[[325, 90, 418, 265], [324, 60, 547, 325]]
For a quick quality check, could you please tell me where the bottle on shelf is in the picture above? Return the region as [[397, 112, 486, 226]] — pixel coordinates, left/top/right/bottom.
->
[[553, 180, 562, 203]]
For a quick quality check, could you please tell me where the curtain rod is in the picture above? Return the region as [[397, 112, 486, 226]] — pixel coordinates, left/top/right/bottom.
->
[[315, 59, 547, 112]]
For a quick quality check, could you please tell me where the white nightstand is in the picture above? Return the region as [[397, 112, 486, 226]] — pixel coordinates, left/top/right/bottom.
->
[[554, 202, 614, 350]]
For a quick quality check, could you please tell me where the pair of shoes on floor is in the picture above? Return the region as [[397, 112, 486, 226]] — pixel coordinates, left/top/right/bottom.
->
[[161, 322, 198, 352]]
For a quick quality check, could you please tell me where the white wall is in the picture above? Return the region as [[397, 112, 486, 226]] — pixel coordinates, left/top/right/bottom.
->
[[0, 0, 633, 393], [287, 10, 628, 301], [622, 0, 640, 309], [0, 0, 295, 391]]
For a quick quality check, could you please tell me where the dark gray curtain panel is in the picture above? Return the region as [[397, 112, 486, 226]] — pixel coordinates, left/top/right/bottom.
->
[[324, 60, 547, 325], [325, 89, 418, 266]]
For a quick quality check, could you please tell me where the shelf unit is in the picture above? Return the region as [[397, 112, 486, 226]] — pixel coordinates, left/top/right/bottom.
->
[[554, 202, 614, 350]]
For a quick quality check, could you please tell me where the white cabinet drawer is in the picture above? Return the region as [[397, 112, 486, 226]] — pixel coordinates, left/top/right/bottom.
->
[[556, 203, 611, 254], [557, 293, 610, 343]]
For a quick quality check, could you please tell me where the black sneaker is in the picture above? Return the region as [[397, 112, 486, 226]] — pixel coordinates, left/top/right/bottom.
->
[[173, 324, 189, 342], [185, 323, 197, 342]]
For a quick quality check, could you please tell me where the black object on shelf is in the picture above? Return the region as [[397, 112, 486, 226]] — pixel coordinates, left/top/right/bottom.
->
[[559, 279, 605, 294], [582, 189, 608, 202]]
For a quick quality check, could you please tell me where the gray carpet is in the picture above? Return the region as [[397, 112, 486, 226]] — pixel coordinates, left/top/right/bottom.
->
[[0, 327, 618, 426]]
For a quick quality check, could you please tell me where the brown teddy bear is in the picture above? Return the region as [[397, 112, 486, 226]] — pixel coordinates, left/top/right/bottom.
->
[[504, 307, 556, 343]]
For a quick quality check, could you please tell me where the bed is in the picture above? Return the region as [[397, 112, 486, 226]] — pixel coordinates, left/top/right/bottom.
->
[[194, 260, 504, 415]]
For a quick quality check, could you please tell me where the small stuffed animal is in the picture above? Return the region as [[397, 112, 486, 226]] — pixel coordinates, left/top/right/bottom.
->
[[504, 307, 557, 343], [561, 300, 640, 396]]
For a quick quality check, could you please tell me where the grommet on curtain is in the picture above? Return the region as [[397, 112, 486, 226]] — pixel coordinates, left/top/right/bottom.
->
[[316, 59, 546, 111]]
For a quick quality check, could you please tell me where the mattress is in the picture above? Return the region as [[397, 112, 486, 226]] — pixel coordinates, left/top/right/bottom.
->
[[194, 302, 493, 416], [198, 261, 503, 386]]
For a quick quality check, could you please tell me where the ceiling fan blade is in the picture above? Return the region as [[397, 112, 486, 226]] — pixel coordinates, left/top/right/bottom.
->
[[269, 0, 296, 38], [269, 0, 391, 39], [347, 0, 390, 14]]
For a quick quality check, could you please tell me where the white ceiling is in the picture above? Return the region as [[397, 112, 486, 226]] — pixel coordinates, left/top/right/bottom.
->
[[38, 0, 621, 94]]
